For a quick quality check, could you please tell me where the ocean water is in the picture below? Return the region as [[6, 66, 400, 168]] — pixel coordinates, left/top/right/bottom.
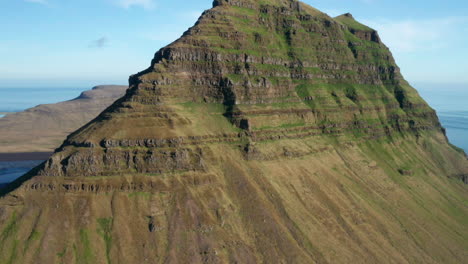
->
[[0, 85, 466, 186], [0, 161, 43, 185], [0, 87, 86, 113], [416, 83, 468, 153]]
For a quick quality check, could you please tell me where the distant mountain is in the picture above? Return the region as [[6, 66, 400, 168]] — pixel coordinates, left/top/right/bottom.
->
[[0, 85, 127, 153]]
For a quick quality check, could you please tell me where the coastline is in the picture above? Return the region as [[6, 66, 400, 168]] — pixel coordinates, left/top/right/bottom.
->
[[0, 112, 14, 118], [0, 152, 52, 162], [0, 153, 50, 186]]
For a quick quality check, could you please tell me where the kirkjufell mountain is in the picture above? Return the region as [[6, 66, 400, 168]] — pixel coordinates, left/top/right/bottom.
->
[[1, 0, 467, 263]]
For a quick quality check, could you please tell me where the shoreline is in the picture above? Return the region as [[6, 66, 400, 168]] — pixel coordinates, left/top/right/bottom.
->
[[0, 152, 52, 162]]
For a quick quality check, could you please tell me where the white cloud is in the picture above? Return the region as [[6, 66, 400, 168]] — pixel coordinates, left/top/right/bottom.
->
[[117, 0, 155, 9], [363, 16, 468, 53], [24, 0, 48, 5]]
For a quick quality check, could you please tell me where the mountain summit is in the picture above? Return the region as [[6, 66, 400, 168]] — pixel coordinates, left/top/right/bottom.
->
[[1, 0, 467, 263]]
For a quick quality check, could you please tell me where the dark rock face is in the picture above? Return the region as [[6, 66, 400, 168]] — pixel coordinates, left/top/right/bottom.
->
[[451, 174, 468, 184], [0, 1, 467, 263]]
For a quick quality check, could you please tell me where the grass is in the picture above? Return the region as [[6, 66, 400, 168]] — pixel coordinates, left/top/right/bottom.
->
[[295, 84, 316, 109], [255, 122, 306, 131], [1, 1, 466, 262], [237, 100, 306, 110], [226, 73, 245, 83], [97, 218, 113, 264], [6, 240, 18, 264], [176, 102, 243, 133], [0, 211, 18, 261], [230, 6, 257, 16], [449, 143, 466, 155], [1, 211, 17, 238], [57, 247, 67, 258], [335, 14, 373, 31], [128, 192, 152, 198], [78, 229, 94, 264], [23, 230, 41, 254]]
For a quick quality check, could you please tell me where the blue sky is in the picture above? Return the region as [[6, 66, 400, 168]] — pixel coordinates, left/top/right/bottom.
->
[[0, 0, 467, 88]]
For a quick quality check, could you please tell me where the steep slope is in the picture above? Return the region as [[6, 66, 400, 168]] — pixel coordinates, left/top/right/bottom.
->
[[0, 85, 127, 153], [0, 1, 467, 263]]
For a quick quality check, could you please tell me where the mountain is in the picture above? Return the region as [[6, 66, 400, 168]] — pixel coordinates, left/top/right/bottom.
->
[[1, 1, 467, 263], [0, 85, 127, 153]]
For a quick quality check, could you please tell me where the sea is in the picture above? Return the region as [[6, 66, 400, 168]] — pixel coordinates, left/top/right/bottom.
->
[[0, 84, 466, 186], [417, 83, 468, 152], [0, 87, 86, 115]]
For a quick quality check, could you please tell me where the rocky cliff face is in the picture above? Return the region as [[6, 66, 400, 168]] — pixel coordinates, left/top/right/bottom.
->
[[0, 1, 467, 263]]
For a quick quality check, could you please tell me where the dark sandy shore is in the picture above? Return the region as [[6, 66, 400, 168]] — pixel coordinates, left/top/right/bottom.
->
[[0, 152, 52, 162]]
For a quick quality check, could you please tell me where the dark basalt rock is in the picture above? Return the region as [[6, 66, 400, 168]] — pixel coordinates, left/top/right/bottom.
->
[[450, 174, 468, 184]]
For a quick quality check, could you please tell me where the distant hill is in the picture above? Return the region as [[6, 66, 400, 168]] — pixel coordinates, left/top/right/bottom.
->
[[0, 85, 127, 153]]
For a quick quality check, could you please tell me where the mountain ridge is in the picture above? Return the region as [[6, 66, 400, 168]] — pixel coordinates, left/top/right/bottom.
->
[[72, 85, 127, 100]]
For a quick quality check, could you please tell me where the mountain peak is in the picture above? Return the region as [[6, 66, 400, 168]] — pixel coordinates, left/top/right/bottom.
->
[[335, 12, 372, 31], [213, 0, 301, 9], [342, 12, 354, 19], [18, 0, 443, 168], [335, 12, 381, 42]]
